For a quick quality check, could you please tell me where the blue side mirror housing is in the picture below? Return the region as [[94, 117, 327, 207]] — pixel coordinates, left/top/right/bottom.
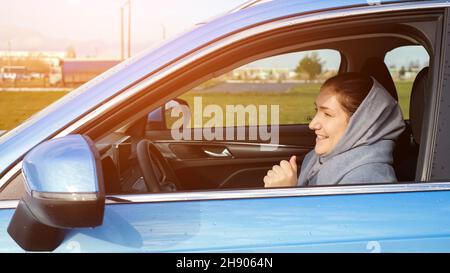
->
[[7, 135, 105, 251]]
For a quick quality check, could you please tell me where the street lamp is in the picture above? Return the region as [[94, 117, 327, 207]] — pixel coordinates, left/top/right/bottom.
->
[[121, 0, 131, 60], [161, 24, 166, 40]]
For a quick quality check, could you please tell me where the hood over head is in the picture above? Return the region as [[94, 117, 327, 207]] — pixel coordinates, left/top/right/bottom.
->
[[298, 77, 406, 185]]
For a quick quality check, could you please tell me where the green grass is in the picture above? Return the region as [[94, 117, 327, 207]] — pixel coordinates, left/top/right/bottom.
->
[[0, 81, 412, 130], [175, 83, 317, 127], [0, 91, 68, 130], [175, 81, 412, 128], [395, 81, 413, 119]]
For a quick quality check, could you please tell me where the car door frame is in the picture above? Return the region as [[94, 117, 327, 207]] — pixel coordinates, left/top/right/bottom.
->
[[86, 3, 446, 186], [420, 6, 450, 182]]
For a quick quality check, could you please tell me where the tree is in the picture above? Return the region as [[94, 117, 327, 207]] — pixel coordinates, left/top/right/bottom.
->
[[399, 66, 406, 79], [407, 60, 420, 72], [295, 52, 324, 81]]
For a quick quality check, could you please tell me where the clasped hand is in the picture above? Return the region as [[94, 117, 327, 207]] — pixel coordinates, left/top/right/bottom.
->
[[263, 155, 298, 188]]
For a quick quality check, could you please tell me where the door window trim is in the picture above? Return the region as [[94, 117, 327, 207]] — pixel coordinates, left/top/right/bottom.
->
[[2, 181, 450, 209], [105, 182, 450, 204]]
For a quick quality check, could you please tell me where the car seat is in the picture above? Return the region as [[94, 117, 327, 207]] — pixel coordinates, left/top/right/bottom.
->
[[360, 57, 399, 101], [393, 66, 428, 181]]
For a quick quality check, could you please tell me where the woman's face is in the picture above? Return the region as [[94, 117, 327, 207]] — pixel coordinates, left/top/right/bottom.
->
[[309, 87, 350, 155]]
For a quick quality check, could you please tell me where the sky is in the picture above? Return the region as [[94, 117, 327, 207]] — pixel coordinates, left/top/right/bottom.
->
[[245, 47, 429, 71], [0, 0, 245, 58], [0, 0, 429, 69]]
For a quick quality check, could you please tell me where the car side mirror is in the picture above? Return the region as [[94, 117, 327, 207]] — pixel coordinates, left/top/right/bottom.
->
[[147, 98, 191, 130], [7, 135, 105, 251]]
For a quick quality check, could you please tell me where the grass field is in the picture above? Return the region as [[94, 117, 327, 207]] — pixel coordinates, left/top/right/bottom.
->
[[0, 91, 68, 130], [0, 81, 413, 130], [177, 81, 413, 127]]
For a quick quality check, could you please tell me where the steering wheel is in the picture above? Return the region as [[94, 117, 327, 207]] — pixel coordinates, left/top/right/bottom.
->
[[136, 139, 179, 193]]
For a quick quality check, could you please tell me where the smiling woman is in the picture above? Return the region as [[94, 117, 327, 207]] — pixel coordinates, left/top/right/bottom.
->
[[311, 73, 373, 155], [264, 73, 406, 187]]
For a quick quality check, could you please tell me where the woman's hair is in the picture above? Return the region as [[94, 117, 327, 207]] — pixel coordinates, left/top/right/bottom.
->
[[321, 72, 373, 116]]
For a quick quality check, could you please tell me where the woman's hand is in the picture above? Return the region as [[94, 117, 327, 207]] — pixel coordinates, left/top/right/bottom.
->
[[263, 155, 298, 188]]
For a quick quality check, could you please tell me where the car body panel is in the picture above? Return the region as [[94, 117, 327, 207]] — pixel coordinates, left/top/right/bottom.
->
[[3, 189, 450, 252]]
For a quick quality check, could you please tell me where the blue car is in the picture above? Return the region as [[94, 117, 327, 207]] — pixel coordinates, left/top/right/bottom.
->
[[1, 0, 450, 252]]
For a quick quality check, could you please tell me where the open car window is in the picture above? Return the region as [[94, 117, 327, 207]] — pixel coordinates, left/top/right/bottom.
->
[[90, 13, 438, 195], [97, 43, 430, 194]]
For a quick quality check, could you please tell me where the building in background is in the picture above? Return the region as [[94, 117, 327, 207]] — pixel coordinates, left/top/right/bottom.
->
[[0, 51, 65, 86], [0, 51, 121, 87], [60, 59, 120, 87]]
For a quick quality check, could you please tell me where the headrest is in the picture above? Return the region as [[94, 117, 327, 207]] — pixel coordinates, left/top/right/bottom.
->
[[410, 66, 429, 144], [361, 57, 399, 101]]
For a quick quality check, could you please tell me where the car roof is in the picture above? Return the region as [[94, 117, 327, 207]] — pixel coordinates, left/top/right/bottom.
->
[[0, 0, 443, 180], [229, 0, 275, 13], [228, 0, 427, 14]]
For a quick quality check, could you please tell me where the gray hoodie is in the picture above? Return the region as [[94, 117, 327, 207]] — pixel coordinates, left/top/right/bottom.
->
[[298, 78, 406, 186]]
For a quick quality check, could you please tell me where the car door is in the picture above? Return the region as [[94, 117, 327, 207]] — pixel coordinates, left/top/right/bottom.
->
[[4, 186, 450, 253], [53, 188, 450, 252], [2, 1, 450, 253], [79, 5, 449, 252]]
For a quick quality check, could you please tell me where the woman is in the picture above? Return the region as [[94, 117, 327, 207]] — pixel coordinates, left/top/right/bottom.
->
[[264, 72, 405, 187]]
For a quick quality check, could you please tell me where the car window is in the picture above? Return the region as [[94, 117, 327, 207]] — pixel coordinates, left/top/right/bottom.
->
[[384, 45, 430, 119], [163, 49, 341, 129]]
